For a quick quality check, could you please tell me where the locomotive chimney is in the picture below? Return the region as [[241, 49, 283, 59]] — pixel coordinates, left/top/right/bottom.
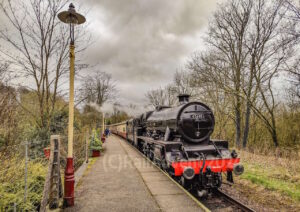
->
[[178, 94, 190, 104]]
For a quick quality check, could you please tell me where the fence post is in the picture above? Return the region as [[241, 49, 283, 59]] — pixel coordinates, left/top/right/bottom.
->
[[85, 132, 89, 163], [24, 140, 28, 203], [40, 135, 62, 212]]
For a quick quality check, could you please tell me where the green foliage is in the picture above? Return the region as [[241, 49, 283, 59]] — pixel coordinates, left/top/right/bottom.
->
[[0, 154, 47, 211], [18, 108, 69, 158], [50, 109, 68, 134], [90, 129, 102, 151]]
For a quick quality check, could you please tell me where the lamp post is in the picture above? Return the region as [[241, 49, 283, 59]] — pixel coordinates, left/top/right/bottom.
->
[[58, 3, 86, 207], [102, 112, 105, 137]]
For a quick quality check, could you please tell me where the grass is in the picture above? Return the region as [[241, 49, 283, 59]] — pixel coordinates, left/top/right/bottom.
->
[[87, 157, 98, 168], [238, 150, 300, 202], [241, 164, 300, 201]]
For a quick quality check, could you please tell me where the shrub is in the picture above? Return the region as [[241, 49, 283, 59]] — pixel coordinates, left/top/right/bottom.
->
[[90, 129, 102, 151], [0, 152, 47, 211]]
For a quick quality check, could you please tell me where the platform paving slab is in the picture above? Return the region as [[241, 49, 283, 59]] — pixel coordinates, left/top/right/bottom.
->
[[65, 136, 160, 212], [65, 135, 204, 212], [118, 136, 203, 212]]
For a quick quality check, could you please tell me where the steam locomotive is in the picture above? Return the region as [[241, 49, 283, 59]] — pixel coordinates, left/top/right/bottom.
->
[[110, 94, 244, 197]]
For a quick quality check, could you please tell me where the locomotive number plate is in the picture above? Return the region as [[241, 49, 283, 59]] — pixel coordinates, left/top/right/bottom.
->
[[191, 113, 204, 120]]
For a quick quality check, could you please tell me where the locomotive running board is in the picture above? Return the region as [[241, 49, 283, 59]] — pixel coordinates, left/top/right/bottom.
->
[[137, 136, 183, 151], [137, 136, 182, 145]]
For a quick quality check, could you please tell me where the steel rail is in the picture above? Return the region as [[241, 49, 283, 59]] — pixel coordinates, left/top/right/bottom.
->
[[214, 189, 256, 212]]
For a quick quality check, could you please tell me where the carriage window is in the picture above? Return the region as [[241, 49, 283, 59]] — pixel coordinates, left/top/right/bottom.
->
[[123, 127, 125, 132]]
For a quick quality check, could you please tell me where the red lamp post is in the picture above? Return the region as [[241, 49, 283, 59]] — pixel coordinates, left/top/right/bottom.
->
[[58, 3, 86, 207]]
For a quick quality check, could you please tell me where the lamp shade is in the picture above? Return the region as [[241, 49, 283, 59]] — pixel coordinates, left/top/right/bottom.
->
[[58, 3, 86, 25]]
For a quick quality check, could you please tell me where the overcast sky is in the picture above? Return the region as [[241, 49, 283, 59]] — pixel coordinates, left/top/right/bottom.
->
[[76, 0, 222, 113], [0, 0, 222, 114]]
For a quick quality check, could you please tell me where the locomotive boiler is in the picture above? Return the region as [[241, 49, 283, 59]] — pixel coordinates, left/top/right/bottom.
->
[[145, 94, 214, 143], [111, 94, 244, 197]]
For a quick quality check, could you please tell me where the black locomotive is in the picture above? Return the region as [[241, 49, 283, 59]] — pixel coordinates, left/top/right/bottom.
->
[[112, 94, 244, 197]]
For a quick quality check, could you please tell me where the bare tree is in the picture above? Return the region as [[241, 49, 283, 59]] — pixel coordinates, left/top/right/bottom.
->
[[286, 0, 300, 19], [146, 69, 195, 108], [164, 85, 177, 106], [0, 62, 8, 81], [80, 71, 117, 107], [189, 64, 233, 139], [108, 102, 129, 124], [0, 62, 12, 122], [0, 62, 18, 145], [190, 0, 252, 147], [146, 85, 177, 108], [285, 0, 300, 102], [173, 69, 195, 96], [288, 68, 300, 100], [245, 0, 297, 147], [189, 0, 296, 147], [146, 87, 167, 107], [0, 0, 90, 131]]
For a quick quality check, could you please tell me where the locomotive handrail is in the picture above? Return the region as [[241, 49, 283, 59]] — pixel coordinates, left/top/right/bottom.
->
[[200, 153, 206, 175], [181, 146, 189, 159], [183, 111, 213, 113], [210, 140, 223, 158]]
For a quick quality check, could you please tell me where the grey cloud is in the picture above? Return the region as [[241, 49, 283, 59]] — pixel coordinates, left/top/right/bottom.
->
[[78, 0, 220, 108]]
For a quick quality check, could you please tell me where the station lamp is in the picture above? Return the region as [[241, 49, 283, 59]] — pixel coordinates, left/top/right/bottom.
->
[[58, 3, 86, 207]]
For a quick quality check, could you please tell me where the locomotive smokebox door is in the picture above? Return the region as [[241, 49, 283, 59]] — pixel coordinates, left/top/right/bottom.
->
[[178, 102, 215, 143]]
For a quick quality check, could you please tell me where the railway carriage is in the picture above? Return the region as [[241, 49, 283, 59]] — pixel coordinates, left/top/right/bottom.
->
[[109, 94, 244, 197], [110, 121, 127, 139]]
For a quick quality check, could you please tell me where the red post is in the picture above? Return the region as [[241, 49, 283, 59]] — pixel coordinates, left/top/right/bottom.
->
[[43, 147, 51, 159], [64, 158, 75, 206]]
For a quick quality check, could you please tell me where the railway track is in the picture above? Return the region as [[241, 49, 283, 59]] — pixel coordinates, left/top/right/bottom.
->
[[199, 188, 255, 212], [117, 135, 255, 212]]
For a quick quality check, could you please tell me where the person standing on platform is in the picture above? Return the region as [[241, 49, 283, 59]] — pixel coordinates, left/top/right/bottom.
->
[[105, 128, 110, 137]]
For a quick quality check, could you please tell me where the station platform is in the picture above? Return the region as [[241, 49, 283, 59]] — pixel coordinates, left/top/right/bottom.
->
[[66, 135, 206, 212]]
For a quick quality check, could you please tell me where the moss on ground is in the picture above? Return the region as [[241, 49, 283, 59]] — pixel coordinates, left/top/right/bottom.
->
[[76, 157, 98, 189]]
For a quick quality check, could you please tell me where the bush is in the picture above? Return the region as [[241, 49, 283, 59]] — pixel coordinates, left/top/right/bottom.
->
[[90, 129, 102, 151], [0, 152, 47, 211]]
